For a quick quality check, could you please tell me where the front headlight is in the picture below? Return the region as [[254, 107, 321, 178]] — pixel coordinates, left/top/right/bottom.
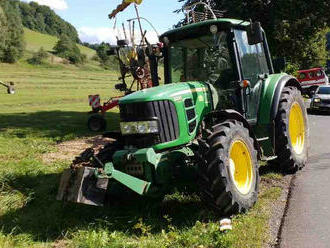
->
[[120, 122, 138, 135], [120, 121, 159, 135], [314, 98, 321, 103]]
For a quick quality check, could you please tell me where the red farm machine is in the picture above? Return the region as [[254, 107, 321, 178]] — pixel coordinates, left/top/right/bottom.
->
[[87, 0, 162, 132], [0, 81, 15, 94]]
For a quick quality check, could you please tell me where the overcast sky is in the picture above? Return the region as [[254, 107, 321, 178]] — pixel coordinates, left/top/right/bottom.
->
[[22, 0, 184, 44]]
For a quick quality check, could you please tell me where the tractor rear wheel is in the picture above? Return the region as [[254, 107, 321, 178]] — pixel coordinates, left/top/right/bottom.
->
[[198, 120, 259, 215], [274, 86, 308, 173], [88, 114, 106, 132]]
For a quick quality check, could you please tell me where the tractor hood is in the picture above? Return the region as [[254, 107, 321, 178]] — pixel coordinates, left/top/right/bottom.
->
[[119, 81, 213, 151], [119, 82, 210, 104]]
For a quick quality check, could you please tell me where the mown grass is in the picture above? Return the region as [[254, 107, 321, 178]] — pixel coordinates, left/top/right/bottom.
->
[[24, 28, 96, 58], [0, 62, 283, 248]]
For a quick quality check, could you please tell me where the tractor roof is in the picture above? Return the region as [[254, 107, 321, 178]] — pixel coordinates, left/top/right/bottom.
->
[[161, 18, 250, 39]]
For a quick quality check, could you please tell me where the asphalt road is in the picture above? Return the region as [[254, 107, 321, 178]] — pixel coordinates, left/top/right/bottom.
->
[[280, 111, 330, 248]]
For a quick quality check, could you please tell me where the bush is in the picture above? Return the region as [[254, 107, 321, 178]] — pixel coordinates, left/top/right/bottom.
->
[[285, 62, 300, 76], [27, 47, 49, 65], [53, 35, 85, 64], [96, 42, 118, 69], [91, 54, 100, 62]]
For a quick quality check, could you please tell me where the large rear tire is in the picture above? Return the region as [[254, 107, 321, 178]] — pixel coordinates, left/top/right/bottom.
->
[[198, 120, 259, 215], [274, 86, 308, 173]]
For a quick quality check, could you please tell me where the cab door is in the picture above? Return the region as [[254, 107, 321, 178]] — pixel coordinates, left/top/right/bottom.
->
[[234, 29, 270, 123]]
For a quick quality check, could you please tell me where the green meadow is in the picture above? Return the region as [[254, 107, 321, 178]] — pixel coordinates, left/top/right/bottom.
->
[[0, 30, 284, 248]]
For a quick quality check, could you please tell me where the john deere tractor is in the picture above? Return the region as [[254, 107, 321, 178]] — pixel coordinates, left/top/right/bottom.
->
[[57, 18, 308, 215]]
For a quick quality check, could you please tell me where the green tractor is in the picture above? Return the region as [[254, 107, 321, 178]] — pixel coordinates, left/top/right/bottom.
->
[[57, 18, 308, 215]]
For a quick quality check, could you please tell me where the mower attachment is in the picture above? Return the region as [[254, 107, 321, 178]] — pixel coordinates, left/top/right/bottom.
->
[[57, 167, 108, 206]]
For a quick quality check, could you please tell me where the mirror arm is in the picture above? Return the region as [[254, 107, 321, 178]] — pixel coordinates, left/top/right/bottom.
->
[[262, 31, 274, 74]]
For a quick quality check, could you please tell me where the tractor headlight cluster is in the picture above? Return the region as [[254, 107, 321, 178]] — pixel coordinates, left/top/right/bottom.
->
[[314, 98, 321, 103], [120, 121, 159, 135]]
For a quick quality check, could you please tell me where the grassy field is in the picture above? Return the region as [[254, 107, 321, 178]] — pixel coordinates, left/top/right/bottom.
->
[[24, 28, 96, 59], [0, 61, 284, 248]]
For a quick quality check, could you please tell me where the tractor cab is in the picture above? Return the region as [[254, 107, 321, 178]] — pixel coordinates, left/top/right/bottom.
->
[[161, 18, 274, 123]]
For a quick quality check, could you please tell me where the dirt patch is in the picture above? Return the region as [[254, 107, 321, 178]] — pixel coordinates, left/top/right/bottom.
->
[[43, 135, 114, 164], [52, 239, 69, 248]]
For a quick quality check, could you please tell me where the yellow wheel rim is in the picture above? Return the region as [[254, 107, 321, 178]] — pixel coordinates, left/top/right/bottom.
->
[[229, 140, 254, 195], [289, 102, 305, 155]]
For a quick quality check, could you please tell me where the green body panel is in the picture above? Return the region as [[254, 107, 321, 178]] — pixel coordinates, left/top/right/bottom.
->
[[253, 73, 289, 157], [119, 82, 212, 151], [258, 73, 288, 125], [96, 147, 196, 195]]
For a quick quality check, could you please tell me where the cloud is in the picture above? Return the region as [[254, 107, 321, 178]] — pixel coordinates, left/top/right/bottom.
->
[[78, 27, 159, 45], [22, 0, 68, 10]]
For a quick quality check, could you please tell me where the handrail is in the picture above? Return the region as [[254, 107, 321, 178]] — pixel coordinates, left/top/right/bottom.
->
[[184, 1, 217, 22], [126, 17, 160, 37]]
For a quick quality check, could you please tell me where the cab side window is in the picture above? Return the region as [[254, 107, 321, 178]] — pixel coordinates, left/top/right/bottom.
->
[[234, 30, 269, 86]]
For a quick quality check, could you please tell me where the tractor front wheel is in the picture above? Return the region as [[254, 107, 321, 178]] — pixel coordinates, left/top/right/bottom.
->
[[88, 114, 107, 132], [198, 120, 259, 215], [274, 86, 308, 173]]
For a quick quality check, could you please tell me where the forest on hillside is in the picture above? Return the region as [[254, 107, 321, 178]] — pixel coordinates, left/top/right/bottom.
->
[[0, 0, 81, 63], [12, 0, 79, 43], [0, 0, 24, 63]]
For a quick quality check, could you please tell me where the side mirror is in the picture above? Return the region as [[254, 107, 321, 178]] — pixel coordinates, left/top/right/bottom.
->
[[247, 22, 263, 45], [272, 57, 286, 73], [106, 48, 116, 56]]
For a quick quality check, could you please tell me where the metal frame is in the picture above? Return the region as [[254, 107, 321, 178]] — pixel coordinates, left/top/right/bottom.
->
[[184, 1, 224, 24]]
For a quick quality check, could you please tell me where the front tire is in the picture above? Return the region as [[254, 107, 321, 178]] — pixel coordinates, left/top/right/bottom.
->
[[198, 120, 259, 215], [274, 86, 308, 173]]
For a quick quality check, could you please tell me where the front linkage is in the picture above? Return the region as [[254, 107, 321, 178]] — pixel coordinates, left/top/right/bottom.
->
[[57, 146, 196, 206]]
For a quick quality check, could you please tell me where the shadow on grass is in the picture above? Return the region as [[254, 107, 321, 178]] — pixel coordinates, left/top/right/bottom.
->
[[0, 111, 120, 141], [0, 162, 287, 242], [0, 172, 216, 242]]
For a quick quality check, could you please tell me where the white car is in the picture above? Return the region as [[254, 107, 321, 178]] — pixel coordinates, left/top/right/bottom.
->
[[310, 85, 330, 111]]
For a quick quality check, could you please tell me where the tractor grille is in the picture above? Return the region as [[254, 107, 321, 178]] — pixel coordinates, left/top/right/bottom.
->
[[321, 99, 330, 104], [119, 100, 179, 148]]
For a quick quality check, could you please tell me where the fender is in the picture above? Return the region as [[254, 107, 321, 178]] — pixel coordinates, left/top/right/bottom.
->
[[270, 75, 302, 121], [205, 110, 262, 158], [258, 73, 302, 125]]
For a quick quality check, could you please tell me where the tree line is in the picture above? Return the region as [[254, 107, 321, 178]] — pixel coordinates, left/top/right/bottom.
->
[[0, 0, 24, 63], [12, 0, 79, 43], [179, 0, 330, 70], [0, 0, 82, 64]]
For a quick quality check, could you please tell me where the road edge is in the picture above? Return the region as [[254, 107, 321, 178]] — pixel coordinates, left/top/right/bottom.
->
[[264, 174, 295, 248]]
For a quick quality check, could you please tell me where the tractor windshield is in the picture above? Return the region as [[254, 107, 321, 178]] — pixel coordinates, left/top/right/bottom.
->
[[169, 32, 236, 87]]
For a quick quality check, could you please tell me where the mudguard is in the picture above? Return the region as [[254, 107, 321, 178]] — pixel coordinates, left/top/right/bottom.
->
[[258, 73, 301, 125], [270, 75, 302, 121], [204, 110, 262, 158]]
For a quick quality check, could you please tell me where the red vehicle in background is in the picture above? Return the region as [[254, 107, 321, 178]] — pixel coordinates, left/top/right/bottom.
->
[[297, 68, 329, 97]]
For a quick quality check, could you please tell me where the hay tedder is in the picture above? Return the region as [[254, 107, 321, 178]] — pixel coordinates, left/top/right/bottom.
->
[[87, 0, 162, 132], [58, 1, 309, 215]]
